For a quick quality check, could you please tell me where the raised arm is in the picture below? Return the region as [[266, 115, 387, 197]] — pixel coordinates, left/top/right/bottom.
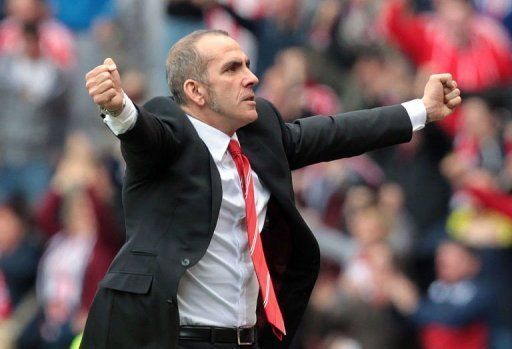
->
[[85, 58, 184, 172], [282, 74, 461, 170]]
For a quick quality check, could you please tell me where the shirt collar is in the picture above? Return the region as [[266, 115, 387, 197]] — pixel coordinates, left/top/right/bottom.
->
[[186, 114, 236, 163]]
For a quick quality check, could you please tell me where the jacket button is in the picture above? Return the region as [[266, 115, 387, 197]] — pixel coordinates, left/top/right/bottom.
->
[[181, 258, 190, 267]]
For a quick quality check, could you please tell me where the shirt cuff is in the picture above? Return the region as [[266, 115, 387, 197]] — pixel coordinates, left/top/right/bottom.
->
[[102, 93, 138, 136], [401, 99, 426, 132]]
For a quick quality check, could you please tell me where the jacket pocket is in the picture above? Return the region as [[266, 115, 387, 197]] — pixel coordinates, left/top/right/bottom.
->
[[100, 271, 153, 295]]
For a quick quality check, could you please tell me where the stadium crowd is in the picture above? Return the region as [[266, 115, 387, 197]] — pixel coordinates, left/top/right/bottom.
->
[[0, 0, 511, 348]]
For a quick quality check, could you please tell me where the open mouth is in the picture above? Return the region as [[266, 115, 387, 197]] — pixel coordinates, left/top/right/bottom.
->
[[242, 95, 255, 102]]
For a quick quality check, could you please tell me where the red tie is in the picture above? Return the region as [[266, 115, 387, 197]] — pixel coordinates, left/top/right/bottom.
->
[[228, 139, 286, 340]]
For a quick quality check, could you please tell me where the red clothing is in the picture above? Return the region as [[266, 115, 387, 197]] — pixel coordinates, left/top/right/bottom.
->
[[0, 271, 11, 319], [381, 0, 512, 135], [382, 0, 512, 90], [466, 186, 512, 218], [421, 322, 488, 349], [0, 18, 75, 69]]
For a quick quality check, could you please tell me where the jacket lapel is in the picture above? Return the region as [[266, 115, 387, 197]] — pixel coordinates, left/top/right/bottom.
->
[[182, 114, 223, 235], [208, 155, 222, 234], [237, 129, 293, 207]]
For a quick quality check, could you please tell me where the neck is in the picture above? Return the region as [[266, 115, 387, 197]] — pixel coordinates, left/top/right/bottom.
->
[[181, 105, 237, 136]]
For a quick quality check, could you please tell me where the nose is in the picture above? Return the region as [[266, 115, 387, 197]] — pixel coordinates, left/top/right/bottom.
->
[[244, 68, 259, 87]]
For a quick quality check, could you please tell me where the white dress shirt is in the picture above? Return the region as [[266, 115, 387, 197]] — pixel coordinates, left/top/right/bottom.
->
[[103, 94, 427, 327]]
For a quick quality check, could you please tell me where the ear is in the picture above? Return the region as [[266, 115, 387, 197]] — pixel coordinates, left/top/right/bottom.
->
[[183, 79, 206, 107]]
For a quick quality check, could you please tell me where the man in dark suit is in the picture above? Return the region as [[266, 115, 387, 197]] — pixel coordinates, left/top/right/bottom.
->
[[81, 29, 461, 348]]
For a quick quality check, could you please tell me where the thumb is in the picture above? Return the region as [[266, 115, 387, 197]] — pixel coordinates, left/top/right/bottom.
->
[[103, 57, 122, 90], [103, 57, 117, 72], [431, 73, 453, 85]]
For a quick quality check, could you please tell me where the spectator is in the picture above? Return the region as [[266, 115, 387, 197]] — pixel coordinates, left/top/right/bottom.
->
[[386, 240, 494, 349], [45, 0, 118, 147], [304, 206, 407, 349], [371, 132, 451, 239], [0, 21, 69, 206], [453, 98, 511, 181], [381, 0, 512, 135], [0, 0, 75, 69], [382, 0, 512, 92], [440, 108, 512, 248], [0, 198, 39, 312], [313, 0, 384, 69], [18, 188, 103, 349], [0, 197, 41, 348], [259, 47, 341, 122], [205, 0, 266, 76], [36, 132, 123, 248], [254, 0, 306, 77], [341, 206, 394, 305], [378, 182, 417, 261], [293, 156, 384, 231], [19, 133, 122, 349]]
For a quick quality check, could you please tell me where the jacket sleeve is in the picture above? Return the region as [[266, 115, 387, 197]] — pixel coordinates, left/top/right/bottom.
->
[[116, 96, 185, 173], [280, 104, 413, 170]]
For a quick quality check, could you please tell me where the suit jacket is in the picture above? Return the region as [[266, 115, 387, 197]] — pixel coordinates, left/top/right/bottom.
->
[[81, 97, 412, 349]]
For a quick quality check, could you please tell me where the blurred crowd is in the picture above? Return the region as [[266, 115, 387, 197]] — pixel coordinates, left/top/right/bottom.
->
[[0, 0, 512, 348]]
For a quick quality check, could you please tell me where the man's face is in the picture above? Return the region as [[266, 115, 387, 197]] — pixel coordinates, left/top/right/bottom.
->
[[196, 35, 259, 133]]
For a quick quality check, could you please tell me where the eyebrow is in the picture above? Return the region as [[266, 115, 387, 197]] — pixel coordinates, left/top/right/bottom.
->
[[221, 58, 251, 71]]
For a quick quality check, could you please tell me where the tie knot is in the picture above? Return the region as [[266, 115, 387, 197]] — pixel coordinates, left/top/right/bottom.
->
[[228, 139, 243, 158]]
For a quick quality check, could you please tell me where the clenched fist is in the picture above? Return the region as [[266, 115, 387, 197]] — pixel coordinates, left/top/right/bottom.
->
[[85, 58, 124, 113], [421, 73, 462, 123]]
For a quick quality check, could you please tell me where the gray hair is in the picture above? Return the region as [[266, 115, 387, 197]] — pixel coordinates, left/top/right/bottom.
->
[[166, 29, 229, 105]]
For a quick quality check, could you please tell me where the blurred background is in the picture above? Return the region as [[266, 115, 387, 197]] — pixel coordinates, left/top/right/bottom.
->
[[1, 0, 512, 348]]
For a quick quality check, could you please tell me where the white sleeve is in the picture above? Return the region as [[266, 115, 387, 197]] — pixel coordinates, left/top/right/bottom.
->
[[401, 99, 426, 132], [102, 93, 138, 136]]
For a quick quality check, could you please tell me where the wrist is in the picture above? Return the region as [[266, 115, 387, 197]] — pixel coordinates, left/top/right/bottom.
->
[[422, 97, 436, 124], [100, 94, 126, 118]]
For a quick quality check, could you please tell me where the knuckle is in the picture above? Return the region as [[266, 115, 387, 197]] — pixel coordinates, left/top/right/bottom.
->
[[96, 72, 106, 81], [94, 95, 106, 104]]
